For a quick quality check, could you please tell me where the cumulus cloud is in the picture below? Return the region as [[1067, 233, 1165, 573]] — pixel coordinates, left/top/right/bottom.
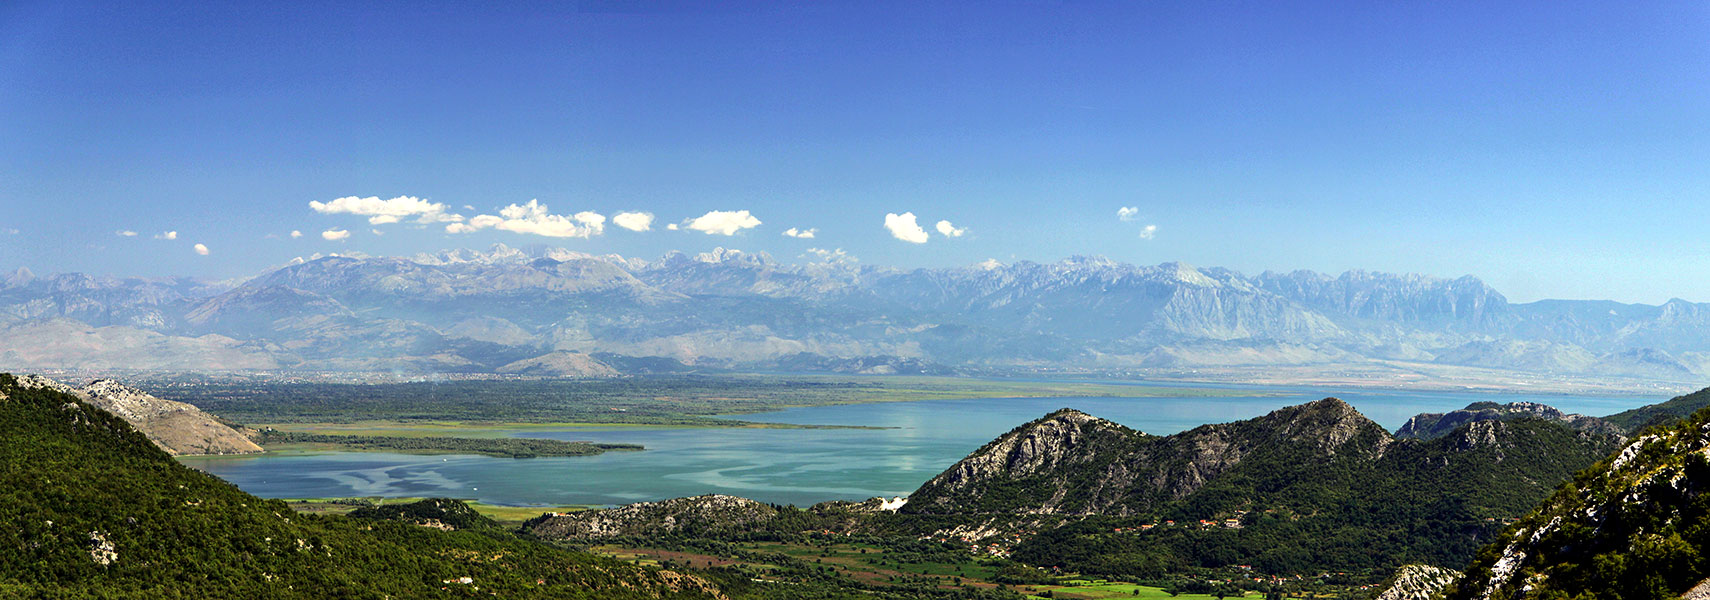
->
[[1117, 206, 1139, 221], [686, 210, 762, 236], [804, 247, 856, 264], [322, 228, 351, 241], [116, 230, 137, 237], [935, 220, 966, 237], [193, 243, 209, 255], [573, 211, 606, 233], [666, 223, 680, 231], [1139, 224, 1158, 239], [290, 230, 303, 238], [371, 229, 384, 236], [154, 231, 178, 240], [884, 212, 929, 244], [613, 211, 654, 232], [443, 200, 605, 238], [310, 195, 464, 225], [782, 227, 817, 239]]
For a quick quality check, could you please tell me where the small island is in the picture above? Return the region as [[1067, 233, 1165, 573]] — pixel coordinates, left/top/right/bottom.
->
[[254, 429, 643, 458]]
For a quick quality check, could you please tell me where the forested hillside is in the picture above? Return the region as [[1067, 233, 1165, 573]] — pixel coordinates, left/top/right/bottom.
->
[[0, 373, 722, 599], [903, 401, 1624, 577]]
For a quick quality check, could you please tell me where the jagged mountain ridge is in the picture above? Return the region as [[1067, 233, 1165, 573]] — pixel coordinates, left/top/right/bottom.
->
[[7, 244, 1710, 376]]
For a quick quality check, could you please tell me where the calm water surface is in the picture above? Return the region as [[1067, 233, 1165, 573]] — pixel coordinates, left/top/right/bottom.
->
[[178, 387, 1659, 507]]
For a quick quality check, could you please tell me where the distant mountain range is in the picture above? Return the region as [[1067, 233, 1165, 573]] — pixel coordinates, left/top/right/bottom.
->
[[7, 244, 1710, 380]]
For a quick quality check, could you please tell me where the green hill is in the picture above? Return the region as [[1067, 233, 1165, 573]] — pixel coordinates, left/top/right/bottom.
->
[[0, 373, 722, 599], [905, 400, 1623, 578], [1603, 385, 1710, 433], [1445, 403, 1710, 599]]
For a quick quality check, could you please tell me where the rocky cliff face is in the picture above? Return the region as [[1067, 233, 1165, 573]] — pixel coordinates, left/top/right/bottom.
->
[[12, 375, 262, 456], [1397, 401, 1625, 441]]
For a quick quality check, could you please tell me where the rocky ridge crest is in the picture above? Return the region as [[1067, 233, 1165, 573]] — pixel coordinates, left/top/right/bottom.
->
[[905, 398, 1394, 517], [1397, 401, 1624, 441], [12, 375, 261, 455]]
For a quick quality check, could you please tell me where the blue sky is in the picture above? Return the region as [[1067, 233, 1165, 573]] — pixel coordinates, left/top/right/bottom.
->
[[1, 1, 1706, 303]]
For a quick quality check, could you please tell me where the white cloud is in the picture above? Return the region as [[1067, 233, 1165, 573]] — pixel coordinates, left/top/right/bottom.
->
[[884, 212, 929, 244], [154, 231, 178, 240], [613, 211, 654, 232], [782, 227, 817, 239], [573, 211, 606, 234], [371, 229, 384, 236], [686, 210, 762, 236], [804, 247, 856, 264], [1117, 206, 1139, 221], [310, 195, 464, 224], [322, 229, 351, 241], [1, 228, 16, 235], [444, 200, 604, 238], [666, 223, 680, 231], [290, 230, 303, 238], [193, 243, 209, 256], [116, 230, 137, 237], [935, 220, 966, 237], [1139, 224, 1158, 239]]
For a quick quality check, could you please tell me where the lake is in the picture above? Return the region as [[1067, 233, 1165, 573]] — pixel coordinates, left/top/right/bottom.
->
[[178, 386, 1658, 508]]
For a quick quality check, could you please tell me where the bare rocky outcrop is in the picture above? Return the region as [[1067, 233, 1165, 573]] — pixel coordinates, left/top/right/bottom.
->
[[524, 495, 778, 540], [1684, 578, 1710, 600], [13, 375, 262, 456], [87, 531, 117, 566], [1375, 564, 1460, 600]]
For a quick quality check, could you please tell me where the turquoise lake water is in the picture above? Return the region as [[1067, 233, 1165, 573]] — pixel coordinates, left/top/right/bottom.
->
[[177, 386, 1660, 508]]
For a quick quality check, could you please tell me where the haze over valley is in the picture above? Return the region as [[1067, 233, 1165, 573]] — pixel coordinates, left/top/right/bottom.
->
[[7, 244, 1710, 394]]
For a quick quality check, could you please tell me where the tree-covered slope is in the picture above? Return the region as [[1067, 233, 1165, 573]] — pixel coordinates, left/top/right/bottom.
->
[[903, 399, 1395, 517], [905, 400, 1622, 578], [0, 373, 722, 599], [1445, 404, 1710, 600], [1603, 385, 1710, 433]]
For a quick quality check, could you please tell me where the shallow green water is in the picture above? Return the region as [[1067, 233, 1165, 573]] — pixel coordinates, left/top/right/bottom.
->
[[178, 387, 1657, 507]]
